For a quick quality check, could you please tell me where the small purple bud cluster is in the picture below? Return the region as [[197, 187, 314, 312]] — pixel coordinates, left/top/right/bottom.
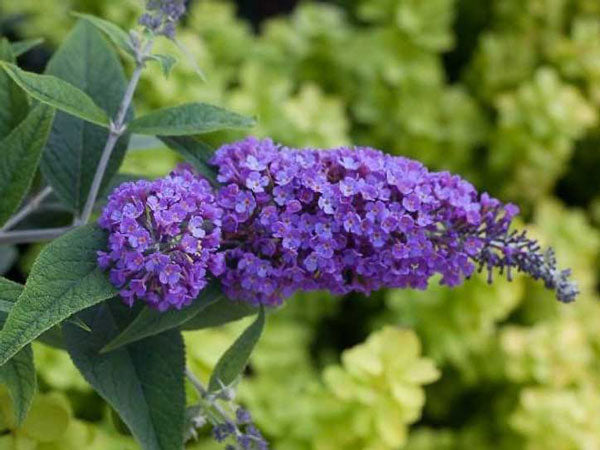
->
[[97, 165, 223, 311], [212, 408, 268, 450], [211, 137, 578, 306], [139, 0, 186, 38]]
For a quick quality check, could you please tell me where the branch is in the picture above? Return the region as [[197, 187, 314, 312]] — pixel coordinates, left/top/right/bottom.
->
[[79, 37, 155, 225], [0, 227, 75, 245], [1, 186, 53, 232]]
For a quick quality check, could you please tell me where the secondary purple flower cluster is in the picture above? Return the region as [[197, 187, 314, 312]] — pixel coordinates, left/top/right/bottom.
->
[[211, 138, 578, 306], [139, 0, 186, 38], [212, 408, 268, 450], [97, 165, 224, 311]]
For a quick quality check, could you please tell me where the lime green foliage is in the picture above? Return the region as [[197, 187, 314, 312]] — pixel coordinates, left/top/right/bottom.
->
[[0, 387, 138, 449], [318, 327, 439, 449], [489, 68, 596, 201]]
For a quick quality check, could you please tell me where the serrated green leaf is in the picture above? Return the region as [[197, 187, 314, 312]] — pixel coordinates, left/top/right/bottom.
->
[[0, 104, 55, 226], [181, 297, 258, 331], [159, 136, 218, 185], [0, 62, 110, 127], [0, 345, 35, 426], [0, 276, 89, 336], [72, 13, 134, 58], [10, 39, 44, 57], [208, 307, 265, 392], [129, 103, 255, 136], [149, 54, 178, 78], [42, 21, 131, 212], [63, 302, 185, 450], [0, 225, 117, 367], [0, 39, 30, 139], [101, 282, 222, 354], [0, 278, 37, 426]]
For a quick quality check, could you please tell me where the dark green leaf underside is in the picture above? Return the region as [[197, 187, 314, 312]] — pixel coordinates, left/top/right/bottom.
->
[[0, 345, 36, 425], [101, 282, 222, 353], [0, 104, 55, 226], [64, 302, 185, 450], [181, 297, 259, 331]]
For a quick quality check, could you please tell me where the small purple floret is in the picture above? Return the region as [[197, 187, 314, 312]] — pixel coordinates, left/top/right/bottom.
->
[[98, 165, 222, 311]]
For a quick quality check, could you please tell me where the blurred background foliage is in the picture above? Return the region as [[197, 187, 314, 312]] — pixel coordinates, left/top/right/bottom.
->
[[1, 0, 600, 448]]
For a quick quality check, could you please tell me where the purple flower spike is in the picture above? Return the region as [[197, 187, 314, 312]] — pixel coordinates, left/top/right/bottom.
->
[[98, 165, 223, 311], [211, 137, 578, 307]]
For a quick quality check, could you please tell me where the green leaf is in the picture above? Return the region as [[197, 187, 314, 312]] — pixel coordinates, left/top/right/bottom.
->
[[0, 104, 55, 226], [0, 277, 23, 326], [149, 54, 178, 78], [129, 103, 255, 136], [0, 40, 30, 139], [0, 62, 110, 127], [181, 297, 258, 331], [208, 307, 265, 392], [0, 277, 65, 350], [0, 345, 36, 426], [42, 21, 132, 212], [0, 225, 117, 367], [159, 136, 218, 185], [101, 283, 222, 354], [72, 13, 135, 59], [10, 38, 44, 57], [0, 278, 36, 426], [63, 302, 185, 450]]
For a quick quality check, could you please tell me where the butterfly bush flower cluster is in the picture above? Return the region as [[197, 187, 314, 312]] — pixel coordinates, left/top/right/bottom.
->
[[97, 165, 224, 311], [211, 138, 578, 306], [98, 138, 578, 310], [139, 0, 186, 38]]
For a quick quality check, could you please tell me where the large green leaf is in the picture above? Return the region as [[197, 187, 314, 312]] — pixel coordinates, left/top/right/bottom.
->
[[181, 297, 258, 331], [0, 39, 29, 139], [208, 307, 265, 392], [0, 225, 117, 366], [0, 62, 109, 127], [0, 279, 36, 426], [0, 104, 55, 226], [101, 282, 222, 354], [42, 21, 132, 212], [72, 13, 134, 58], [63, 302, 185, 450], [159, 136, 218, 185], [0, 277, 65, 350], [0, 345, 35, 426], [129, 103, 255, 136]]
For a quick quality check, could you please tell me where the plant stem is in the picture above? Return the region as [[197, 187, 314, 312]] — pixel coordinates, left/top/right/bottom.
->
[[186, 368, 209, 397], [0, 227, 75, 245], [1, 186, 53, 232], [79, 37, 154, 225]]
